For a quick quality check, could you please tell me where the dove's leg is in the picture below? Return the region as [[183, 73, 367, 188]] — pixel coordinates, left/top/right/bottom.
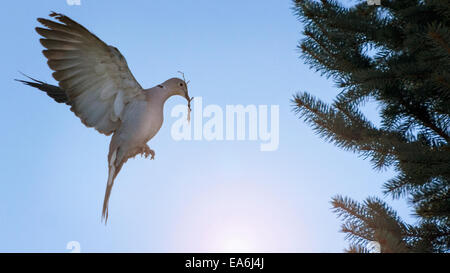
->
[[141, 145, 155, 160]]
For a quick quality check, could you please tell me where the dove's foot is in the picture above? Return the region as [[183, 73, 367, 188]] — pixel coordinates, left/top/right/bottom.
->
[[149, 149, 155, 160], [141, 145, 155, 160]]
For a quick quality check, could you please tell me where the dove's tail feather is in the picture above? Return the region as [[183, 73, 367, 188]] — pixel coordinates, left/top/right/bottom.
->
[[15, 73, 69, 104], [102, 148, 126, 224], [102, 140, 145, 224]]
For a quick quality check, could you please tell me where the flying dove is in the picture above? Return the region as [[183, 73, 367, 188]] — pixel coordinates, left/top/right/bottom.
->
[[16, 12, 192, 223]]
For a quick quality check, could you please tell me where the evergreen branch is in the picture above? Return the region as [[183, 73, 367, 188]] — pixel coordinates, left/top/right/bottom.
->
[[292, 0, 450, 252]]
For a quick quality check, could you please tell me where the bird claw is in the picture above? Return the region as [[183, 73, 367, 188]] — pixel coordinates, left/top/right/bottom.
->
[[141, 146, 155, 160]]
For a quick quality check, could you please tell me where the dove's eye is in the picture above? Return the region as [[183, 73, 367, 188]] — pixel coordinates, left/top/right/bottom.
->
[[179, 83, 184, 87]]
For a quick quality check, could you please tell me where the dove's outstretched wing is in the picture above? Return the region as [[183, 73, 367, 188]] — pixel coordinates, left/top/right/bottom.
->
[[36, 12, 144, 135]]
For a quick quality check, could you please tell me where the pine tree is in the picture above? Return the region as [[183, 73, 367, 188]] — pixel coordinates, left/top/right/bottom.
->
[[292, 0, 449, 252]]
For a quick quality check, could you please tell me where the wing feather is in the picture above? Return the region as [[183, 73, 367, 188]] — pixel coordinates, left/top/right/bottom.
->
[[36, 12, 144, 135], [35, 27, 82, 42], [43, 49, 83, 60], [52, 67, 84, 81], [47, 59, 83, 70], [40, 39, 81, 50]]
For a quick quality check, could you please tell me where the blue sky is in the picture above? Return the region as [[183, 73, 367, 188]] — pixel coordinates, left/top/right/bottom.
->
[[0, 0, 413, 252]]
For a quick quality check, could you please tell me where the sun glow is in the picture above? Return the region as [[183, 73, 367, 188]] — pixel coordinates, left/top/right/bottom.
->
[[169, 177, 309, 252], [222, 238, 252, 253]]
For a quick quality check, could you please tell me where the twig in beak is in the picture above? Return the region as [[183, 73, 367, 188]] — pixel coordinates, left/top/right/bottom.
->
[[178, 71, 192, 123], [187, 96, 193, 122]]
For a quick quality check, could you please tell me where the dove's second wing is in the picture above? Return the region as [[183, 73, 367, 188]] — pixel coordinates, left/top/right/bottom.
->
[[36, 12, 144, 135]]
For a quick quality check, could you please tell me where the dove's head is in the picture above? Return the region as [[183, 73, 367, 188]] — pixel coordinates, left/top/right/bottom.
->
[[159, 76, 193, 122], [162, 78, 190, 102]]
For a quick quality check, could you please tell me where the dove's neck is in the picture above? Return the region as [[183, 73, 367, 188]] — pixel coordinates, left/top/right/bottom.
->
[[145, 87, 178, 105]]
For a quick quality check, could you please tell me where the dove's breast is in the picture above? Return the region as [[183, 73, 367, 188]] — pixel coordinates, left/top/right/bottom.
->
[[118, 99, 164, 147]]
